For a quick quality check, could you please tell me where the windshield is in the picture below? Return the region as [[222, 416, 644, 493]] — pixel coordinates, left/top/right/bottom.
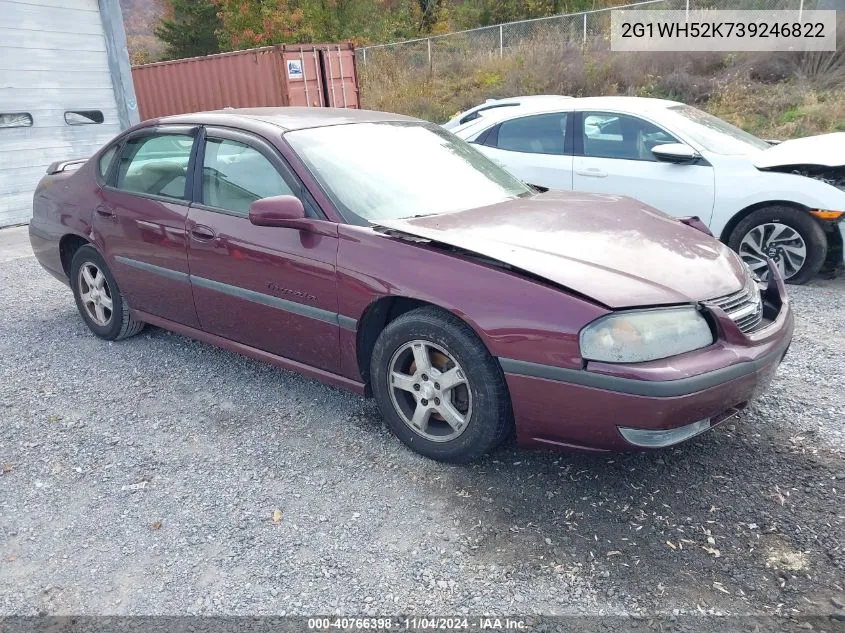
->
[[285, 121, 531, 223], [666, 104, 770, 155]]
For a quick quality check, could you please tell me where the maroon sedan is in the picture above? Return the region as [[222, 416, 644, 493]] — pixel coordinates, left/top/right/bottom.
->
[[30, 108, 793, 463]]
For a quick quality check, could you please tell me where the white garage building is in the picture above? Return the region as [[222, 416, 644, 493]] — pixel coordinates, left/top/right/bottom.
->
[[0, 0, 139, 227]]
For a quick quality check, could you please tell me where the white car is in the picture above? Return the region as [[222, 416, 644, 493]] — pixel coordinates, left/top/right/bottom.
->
[[442, 95, 572, 131], [450, 96, 845, 283]]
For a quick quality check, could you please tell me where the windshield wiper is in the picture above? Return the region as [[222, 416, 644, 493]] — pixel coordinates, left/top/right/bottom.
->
[[397, 212, 444, 220]]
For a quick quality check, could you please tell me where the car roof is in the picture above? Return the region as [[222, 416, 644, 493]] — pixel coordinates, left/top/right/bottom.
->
[[470, 94, 572, 108], [454, 96, 683, 129], [446, 95, 571, 123], [155, 107, 419, 131]]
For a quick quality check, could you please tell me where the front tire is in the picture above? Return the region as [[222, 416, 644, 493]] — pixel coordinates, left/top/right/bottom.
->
[[370, 306, 513, 463], [728, 205, 827, 285], [70, 245, 145, 340]]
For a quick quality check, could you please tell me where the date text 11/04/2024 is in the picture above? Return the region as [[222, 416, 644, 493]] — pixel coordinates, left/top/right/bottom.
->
[[307, 617, 527, 630]]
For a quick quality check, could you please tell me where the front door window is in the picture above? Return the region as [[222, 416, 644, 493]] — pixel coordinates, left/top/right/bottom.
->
[[581, 112, 678, 161], [201, 138, 294, 214]]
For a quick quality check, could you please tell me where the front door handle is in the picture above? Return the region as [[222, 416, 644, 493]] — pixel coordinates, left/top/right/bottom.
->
[[95, 205, 116, 220], [190, 225, 217, 241], [575, 168, 608, 178]]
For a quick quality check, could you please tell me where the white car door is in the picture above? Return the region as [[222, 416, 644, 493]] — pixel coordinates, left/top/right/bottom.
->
[[471, 112, 573, 191], [572, 111, 716, 222]]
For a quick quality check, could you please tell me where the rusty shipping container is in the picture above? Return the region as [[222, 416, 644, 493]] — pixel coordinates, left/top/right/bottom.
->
[[131, 43, 359, 120]]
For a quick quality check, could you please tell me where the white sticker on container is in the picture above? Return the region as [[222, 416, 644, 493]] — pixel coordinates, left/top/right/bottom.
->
[[287, 60, 304, 80]]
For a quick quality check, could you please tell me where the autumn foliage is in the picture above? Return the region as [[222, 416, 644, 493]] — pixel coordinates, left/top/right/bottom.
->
[[213, 0, 306, 48], [124, 0, 634, 63]]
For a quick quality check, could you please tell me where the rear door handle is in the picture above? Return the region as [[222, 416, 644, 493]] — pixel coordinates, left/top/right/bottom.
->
[[575, 168, 608, 178], [190, 225, 216, 241]]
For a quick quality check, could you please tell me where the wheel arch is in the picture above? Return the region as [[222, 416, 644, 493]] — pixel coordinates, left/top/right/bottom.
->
[[59, 233, 92, 278], [355, 295, 489, 396], [719, 200, 811, 243]]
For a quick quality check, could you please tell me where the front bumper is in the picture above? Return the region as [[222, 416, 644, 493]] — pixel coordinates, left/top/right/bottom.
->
[[501, 263, 794, 452]]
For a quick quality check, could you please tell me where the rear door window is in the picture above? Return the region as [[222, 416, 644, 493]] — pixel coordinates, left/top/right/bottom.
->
[[493, 113, 568, 155], [98, 145, 118, 180], [115, 133, 195, 199], [201, 138, 294, 216]]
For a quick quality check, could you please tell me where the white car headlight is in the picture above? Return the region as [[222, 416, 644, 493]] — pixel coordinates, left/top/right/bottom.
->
[[579, 306, 714, 363]]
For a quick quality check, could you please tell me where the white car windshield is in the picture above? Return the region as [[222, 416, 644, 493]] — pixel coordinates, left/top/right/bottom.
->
[[666, 104, 771, 155], [286, 121, 531, 223]]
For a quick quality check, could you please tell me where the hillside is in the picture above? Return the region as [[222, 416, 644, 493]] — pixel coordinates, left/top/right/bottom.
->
[[119, 0, 167, 64]]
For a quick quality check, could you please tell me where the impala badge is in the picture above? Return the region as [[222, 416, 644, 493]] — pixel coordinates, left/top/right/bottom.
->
[[266, 282, 316, 302]]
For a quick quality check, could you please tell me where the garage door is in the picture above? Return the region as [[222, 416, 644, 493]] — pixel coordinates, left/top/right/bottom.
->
[[0, 0, 123, 227]]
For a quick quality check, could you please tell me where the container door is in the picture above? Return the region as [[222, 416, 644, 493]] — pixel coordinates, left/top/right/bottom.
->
[[282, 49, 324, 107], [320, 47, 359, 109]]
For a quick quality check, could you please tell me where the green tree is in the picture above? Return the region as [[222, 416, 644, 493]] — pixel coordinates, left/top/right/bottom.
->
[[417, 0, 448, 32], [155, 0, 223, 59], [213, 0, 421, 47], [214, 0, 307, 48]]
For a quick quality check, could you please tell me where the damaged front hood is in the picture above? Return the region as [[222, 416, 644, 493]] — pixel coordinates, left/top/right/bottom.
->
[[377, 191, 746, 308], [754, 132, 845, 169]]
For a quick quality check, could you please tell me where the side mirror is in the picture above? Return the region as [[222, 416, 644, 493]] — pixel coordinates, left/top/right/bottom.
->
[[248, 195, 306, 228], [651, 143, 701, 164]]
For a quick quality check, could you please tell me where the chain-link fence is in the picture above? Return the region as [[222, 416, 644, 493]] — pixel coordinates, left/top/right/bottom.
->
[[356, 0, 818, 70]]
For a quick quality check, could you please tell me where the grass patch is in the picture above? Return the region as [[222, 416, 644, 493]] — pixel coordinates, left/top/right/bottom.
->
[[360, 23, 845, 140]]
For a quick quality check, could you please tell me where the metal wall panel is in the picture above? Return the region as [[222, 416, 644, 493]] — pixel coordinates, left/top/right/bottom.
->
[[0, 0, 125, 227]]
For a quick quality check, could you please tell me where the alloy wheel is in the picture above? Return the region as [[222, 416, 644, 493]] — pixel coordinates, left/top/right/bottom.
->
[[77, 262, 113, 326], [738, 222, 807, 281], [387, 340, 472, 442]]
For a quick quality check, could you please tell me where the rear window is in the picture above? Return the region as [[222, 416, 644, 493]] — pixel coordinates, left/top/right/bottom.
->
[[0, 113, 33, 128]]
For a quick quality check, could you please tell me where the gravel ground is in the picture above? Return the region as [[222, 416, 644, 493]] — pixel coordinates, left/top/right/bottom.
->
[[1, 249, 844, 623]]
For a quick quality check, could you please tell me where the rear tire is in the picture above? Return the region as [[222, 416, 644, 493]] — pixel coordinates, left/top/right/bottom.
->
[[70, 245, 145, 341], [370, 306, 513, 464], [728, 205, 827, 285]]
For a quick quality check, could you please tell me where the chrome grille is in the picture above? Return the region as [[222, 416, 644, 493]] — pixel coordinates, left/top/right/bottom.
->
[[708, 275, 764, 334]]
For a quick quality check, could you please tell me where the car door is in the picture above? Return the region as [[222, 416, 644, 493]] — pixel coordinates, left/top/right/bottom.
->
[[471, 112, 573, 190], [95, 126, 201, 327], [185, 126, 341, 373], [572, 111, 716, 222]]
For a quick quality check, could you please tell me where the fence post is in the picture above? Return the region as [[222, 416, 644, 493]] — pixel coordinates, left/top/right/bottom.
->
[[362, 48, 366, 65], [499, 25, 503, 57], [583, 13, 587, 43], [427, 38, 432, 64]]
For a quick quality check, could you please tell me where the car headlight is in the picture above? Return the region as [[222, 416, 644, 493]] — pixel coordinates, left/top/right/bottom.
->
[[579, 306, 714, 363]]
